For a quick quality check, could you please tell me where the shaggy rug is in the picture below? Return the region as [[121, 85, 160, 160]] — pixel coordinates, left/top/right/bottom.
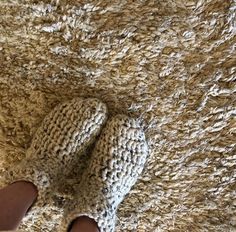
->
[[0, 0, 235, 231]]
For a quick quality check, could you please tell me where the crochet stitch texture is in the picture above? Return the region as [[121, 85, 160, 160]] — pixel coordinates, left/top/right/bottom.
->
[[4, 97, 107, 203], [62, 114, 149, 232]]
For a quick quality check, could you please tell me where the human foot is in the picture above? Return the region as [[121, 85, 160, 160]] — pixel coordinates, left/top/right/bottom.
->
[[3, 98, 107, 204], [63, 115, 149, 232]]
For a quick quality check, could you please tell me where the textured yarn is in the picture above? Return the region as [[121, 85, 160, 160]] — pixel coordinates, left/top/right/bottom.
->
[[59, 114, 149, 232], [3, 97, 107, 208], [0, 0, 236, 231]]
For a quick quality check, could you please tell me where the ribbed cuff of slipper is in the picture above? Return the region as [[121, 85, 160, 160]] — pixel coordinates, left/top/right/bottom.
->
[[3, 158, 51, 201], [66, 204, 116, 232]]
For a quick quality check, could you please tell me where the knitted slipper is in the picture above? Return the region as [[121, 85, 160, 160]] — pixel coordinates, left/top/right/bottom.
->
[[3, 98, 107, 205], [61, 114, 149, 232]]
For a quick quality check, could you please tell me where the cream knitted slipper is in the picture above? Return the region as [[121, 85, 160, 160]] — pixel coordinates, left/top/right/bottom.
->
[[61, 114, 149, 232], [3, 97, 107, 203]]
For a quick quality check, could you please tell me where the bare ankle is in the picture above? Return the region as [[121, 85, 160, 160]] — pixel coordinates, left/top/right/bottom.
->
[[0, 181, 38, 230], [69, 216, 99, 232], [12, 181, 38, 198]]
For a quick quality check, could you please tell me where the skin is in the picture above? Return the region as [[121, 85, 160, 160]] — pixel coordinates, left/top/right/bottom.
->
[[0, 181, 99, 232], [70, 216, 99, 232]]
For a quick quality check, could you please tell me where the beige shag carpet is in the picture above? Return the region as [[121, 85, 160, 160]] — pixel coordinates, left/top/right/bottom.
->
[[0, 0, 236, 231]]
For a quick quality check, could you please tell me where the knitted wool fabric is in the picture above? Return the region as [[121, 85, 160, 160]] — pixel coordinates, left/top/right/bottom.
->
[[3, 97, 107, 202], [61, 114, 149, 232]]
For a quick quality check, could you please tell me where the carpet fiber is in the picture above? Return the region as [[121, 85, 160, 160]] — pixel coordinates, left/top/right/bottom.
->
[[0, 0, 235, 231]]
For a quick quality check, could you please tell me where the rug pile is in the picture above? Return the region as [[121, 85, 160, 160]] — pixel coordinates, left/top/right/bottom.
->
[[0, 0, 235, 231]]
